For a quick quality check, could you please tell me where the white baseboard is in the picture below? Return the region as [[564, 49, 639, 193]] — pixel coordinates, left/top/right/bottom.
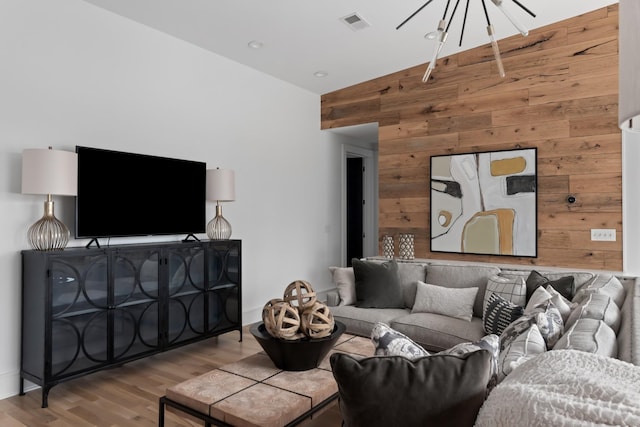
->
[[0, 369, 38, 401]]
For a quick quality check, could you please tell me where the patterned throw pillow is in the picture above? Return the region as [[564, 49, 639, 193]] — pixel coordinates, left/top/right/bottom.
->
[[371, 322, 429, 359], [526, 285, 575, 323], [500, 301, 563, 350], [438, 334, 500, 385], [483, 275, 527, 316], [483, 292, 524, 335]]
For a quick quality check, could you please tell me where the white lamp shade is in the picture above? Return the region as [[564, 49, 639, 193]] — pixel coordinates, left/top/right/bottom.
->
[[22, 148, 78, 196], [619, 0, 640, 132], [206, 168, 236, 202]]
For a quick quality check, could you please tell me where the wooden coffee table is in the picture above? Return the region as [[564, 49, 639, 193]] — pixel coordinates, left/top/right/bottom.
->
[[159, 332, 373, 427]]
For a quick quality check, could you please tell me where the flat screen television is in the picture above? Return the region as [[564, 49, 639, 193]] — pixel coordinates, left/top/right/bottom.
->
[[75, 146, 206, 239]]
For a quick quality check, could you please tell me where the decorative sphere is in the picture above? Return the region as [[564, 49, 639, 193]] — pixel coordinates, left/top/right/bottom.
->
[[283, 280, 317, 312], [300, 302, 335, 339], [262, 299, 301, 340]]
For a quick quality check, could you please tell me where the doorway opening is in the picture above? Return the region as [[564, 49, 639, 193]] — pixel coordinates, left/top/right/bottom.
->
[[343, 145, 378, 266]]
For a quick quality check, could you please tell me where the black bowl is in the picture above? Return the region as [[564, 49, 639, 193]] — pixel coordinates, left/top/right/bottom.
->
[[250, 321, 346, 371]]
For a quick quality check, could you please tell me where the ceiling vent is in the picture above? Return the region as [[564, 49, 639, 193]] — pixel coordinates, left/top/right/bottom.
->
[[341, 13, 370, 31]]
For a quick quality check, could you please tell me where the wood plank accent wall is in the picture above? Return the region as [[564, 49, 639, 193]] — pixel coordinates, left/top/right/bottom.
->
[[321, 5, 622, 270]]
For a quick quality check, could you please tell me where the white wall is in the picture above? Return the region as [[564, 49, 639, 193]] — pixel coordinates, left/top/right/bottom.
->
[[0, 0, 350, 399], [623, 131, 640, 275]]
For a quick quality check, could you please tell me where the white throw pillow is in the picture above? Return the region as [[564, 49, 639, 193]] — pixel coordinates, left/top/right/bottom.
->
[[526, 285, 574, 323], [328, 266, 356, 306], [497, 323, 546, 381], [484, 275, 527, 316], [525, 286, 553, 313], [545, 285, 575, 322], [412, 281, 478, 322]]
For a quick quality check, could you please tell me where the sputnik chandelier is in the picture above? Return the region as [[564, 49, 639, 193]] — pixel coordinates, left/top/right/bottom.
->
[[397, 0, 536, 82]]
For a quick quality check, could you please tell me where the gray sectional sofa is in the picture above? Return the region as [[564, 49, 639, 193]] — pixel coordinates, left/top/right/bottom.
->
[[326, 258, 640, 366]]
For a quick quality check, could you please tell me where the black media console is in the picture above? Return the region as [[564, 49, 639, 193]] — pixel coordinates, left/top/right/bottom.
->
[[20, 239, 242, 408]]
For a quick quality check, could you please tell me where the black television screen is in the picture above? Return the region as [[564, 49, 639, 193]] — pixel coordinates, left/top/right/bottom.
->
[[75, 146, 206, 239]]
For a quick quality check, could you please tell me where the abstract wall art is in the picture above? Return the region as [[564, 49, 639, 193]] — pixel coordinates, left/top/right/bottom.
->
[[430, 148, 537, 257]]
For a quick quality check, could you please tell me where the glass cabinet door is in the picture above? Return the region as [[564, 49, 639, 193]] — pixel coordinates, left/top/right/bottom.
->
[[207, 241, 241, 332], [111, 248, 161, 361], [166, 245, 207, 345], [49, 254, 109, 378]]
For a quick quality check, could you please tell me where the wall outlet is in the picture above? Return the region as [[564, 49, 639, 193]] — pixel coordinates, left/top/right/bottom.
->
[[591, 229, 616, 241]]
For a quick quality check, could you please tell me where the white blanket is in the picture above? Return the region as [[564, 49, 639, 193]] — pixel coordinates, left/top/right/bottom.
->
[[475, 350, 640, 427]]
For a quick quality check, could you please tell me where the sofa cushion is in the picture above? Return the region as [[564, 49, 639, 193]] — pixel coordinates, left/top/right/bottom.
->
[[483, 292, 524, 335], [370, 322, 429, 359], [426, 264, 501, 318], [391, 313, 486, 352], [352, 258, 404, 308], [566, 293, 621, 334], [483, 275, 527, 315], [553, 318, 617, 358], [573, 274, 626, 308], [412, 281, 477, 321], [328, 266, 356, 306], [330, 305, 410, 338], [526, 270, 575, 301], [330, 351, 492, 427], [497, 323, 546, 381]]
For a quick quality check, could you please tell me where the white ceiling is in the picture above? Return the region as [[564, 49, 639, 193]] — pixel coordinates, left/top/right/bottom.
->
[[81, 0, 617, 96]]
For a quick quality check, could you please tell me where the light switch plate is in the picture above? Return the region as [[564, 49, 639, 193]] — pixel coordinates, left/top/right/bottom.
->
[[591, 229, 616, 241]]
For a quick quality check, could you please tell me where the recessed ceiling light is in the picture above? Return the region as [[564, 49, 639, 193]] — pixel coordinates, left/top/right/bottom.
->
[[247, 40, 264, 49], [314, 71, 328, 78]]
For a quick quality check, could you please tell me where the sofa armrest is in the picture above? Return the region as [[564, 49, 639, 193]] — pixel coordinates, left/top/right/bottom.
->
[[327, 290, 341, 307], [618, 276, 640, 366]]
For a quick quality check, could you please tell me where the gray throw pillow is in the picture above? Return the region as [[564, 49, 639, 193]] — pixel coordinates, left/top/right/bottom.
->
[[352, 258, 404, 308], [330, 351, 492, 427]]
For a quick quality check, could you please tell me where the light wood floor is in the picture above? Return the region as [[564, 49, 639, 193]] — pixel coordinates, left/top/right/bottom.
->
[[0, 327, 343, 426]]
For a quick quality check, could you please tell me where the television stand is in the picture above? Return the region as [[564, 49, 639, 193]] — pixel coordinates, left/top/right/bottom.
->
[[20, 239, 242, 407]]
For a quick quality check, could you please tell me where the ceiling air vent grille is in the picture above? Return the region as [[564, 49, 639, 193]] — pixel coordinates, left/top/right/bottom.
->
[[341, 13, 370, 31]]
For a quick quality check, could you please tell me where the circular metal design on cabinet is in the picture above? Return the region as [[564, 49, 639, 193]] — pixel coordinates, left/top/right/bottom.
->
[[82, 258, 110, 309], [50, 261, 82, 317], [138, 302, 160, 348], [168, 252, 188, 296], [112, 257, 138, 306], [166, 299, 188, 344], [139, 254, 160, 298], [51, 318, 81, 376]]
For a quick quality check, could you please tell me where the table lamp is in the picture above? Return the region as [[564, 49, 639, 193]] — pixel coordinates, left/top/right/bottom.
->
[[22, 147, 78, 250], [206, 168, 235, 240]]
